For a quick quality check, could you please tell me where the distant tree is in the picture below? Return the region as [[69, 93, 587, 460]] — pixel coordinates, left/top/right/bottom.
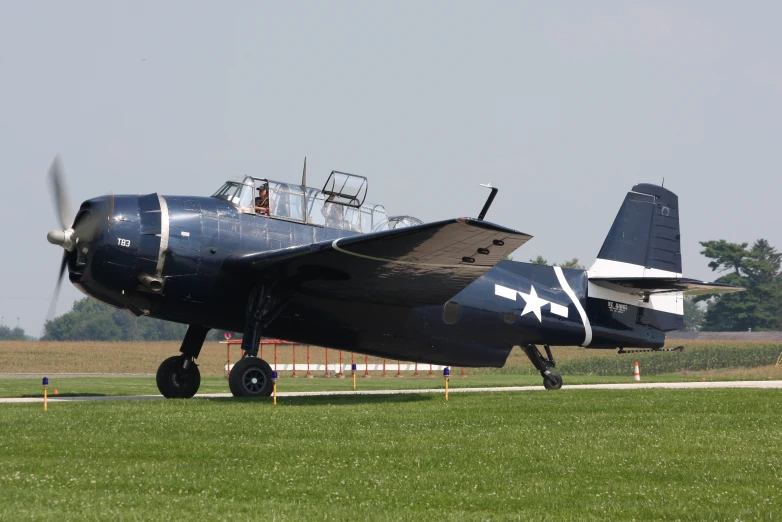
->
[[528, 256, 585, 269], [71, 313, 123, 341], [43, 297, 188, 341], [681, 296, 705, 332], [699, 239, 751, 275], [743, 239, 782, 282], [559, 258, 585, 270], [0, 325, 26, 341], [697, 239, 782, 331]]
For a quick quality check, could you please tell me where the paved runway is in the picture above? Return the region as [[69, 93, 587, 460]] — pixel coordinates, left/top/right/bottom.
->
[[1, 380, 780, 404]]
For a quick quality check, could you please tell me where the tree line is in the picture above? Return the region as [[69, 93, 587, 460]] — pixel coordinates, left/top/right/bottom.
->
[[0, 325, 26, 341], [36, 238, 782, 340], [42, 298, 234, 342], [695, 239, 782, 331]]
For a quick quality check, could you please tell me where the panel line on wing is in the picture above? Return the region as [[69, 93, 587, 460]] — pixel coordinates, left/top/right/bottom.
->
[[409, 227, 506, 260], [331, 238, 485, 269]]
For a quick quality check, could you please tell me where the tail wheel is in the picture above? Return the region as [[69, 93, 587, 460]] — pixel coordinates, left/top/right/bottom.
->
[[229, 357, 274, 397], [156, 356, 201, 398], [543, 372, 563, 390]]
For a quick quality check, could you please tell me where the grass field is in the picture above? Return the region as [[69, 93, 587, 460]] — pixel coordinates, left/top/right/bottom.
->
[[1, 389, 780, 520]]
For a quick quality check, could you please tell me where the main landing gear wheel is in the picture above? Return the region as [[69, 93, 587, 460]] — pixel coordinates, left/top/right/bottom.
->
[[156, 356, 201, 398], [229, 357, 274, 398], [543, 372, 563, 390], [522, 344, 564, 391]]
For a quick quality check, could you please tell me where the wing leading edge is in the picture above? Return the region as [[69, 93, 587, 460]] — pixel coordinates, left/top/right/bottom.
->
[[223, 218, 532, 306]]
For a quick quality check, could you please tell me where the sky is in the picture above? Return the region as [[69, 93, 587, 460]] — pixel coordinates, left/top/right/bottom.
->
[[1, 1, 781, 336]]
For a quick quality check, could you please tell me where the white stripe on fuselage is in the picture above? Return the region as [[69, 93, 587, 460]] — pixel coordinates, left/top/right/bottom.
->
[[155, 195, 169, 277], [553, 266, 592, 347]]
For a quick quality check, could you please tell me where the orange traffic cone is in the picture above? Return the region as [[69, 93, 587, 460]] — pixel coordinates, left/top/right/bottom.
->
[[633, 362, 640, 382], [54, 389, 59, 395]]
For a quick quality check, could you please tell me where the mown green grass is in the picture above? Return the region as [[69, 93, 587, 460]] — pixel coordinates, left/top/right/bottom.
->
[[0, 372, 755, 399], [1, 389, 780, 520]]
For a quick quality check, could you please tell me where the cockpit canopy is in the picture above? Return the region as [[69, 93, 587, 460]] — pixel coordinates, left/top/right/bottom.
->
[[388, 216, 424, 229], [211, 171, 394, 233], [321, 171, 368, 207]]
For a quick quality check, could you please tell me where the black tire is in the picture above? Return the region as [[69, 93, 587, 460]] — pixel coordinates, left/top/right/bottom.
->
[[156, 356, 201, 398], [229, 357, 274, 398], [543, 372, 563, 390]]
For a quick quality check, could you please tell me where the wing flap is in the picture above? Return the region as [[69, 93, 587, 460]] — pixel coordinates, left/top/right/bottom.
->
[[223, 218, 531, 306]]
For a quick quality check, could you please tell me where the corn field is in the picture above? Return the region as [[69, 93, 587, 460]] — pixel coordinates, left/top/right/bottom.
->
[[476, 341, 782, 376], [1, 340, 781, 377]]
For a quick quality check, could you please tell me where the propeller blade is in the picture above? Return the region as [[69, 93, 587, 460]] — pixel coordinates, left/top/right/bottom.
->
[[72, 192, 113, 244], [47, 155, 74, 229], [72, 209, 100, 243], [46, 251, 69, 322]]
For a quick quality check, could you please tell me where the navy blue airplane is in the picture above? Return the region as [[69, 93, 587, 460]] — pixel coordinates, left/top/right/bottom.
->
[[45, 156, 740, 398]]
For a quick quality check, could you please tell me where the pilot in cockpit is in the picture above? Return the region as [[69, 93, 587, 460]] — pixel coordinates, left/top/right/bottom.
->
[[322, 194, 344, 228], [255, 185, 269, 216]]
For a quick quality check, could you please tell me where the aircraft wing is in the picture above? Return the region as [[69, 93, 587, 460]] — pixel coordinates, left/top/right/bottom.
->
[[223, 218, 532, 306]]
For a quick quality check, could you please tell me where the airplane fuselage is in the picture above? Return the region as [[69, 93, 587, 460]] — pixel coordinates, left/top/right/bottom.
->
[[70, 193, 665, 368]]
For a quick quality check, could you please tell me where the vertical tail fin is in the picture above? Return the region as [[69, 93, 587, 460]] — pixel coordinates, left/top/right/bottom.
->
[[589, 183, 681, 278]]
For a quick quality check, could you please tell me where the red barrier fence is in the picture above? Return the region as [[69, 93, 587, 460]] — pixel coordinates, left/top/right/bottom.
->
[[219, 339, 465, 378]]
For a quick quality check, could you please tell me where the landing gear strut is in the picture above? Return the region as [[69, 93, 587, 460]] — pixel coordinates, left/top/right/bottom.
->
[[229, 284, 291, 398], [523, 344, 563, 390], [156, 325, 210, 398]]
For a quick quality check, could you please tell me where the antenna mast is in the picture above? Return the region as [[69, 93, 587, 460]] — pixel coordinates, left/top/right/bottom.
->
[[477, 183, 499, 221]]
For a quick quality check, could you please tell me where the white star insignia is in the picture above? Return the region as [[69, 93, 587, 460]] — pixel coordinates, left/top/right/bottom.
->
[[518, 285, 548, 322], [494, 283, 569, 321]]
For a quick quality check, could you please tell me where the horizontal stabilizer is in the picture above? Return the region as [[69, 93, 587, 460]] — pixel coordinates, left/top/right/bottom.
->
[[589, 277, 744, 296]]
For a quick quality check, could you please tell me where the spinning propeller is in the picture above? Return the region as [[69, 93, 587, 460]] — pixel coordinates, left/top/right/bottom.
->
[[45, 155, 112, 320]]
